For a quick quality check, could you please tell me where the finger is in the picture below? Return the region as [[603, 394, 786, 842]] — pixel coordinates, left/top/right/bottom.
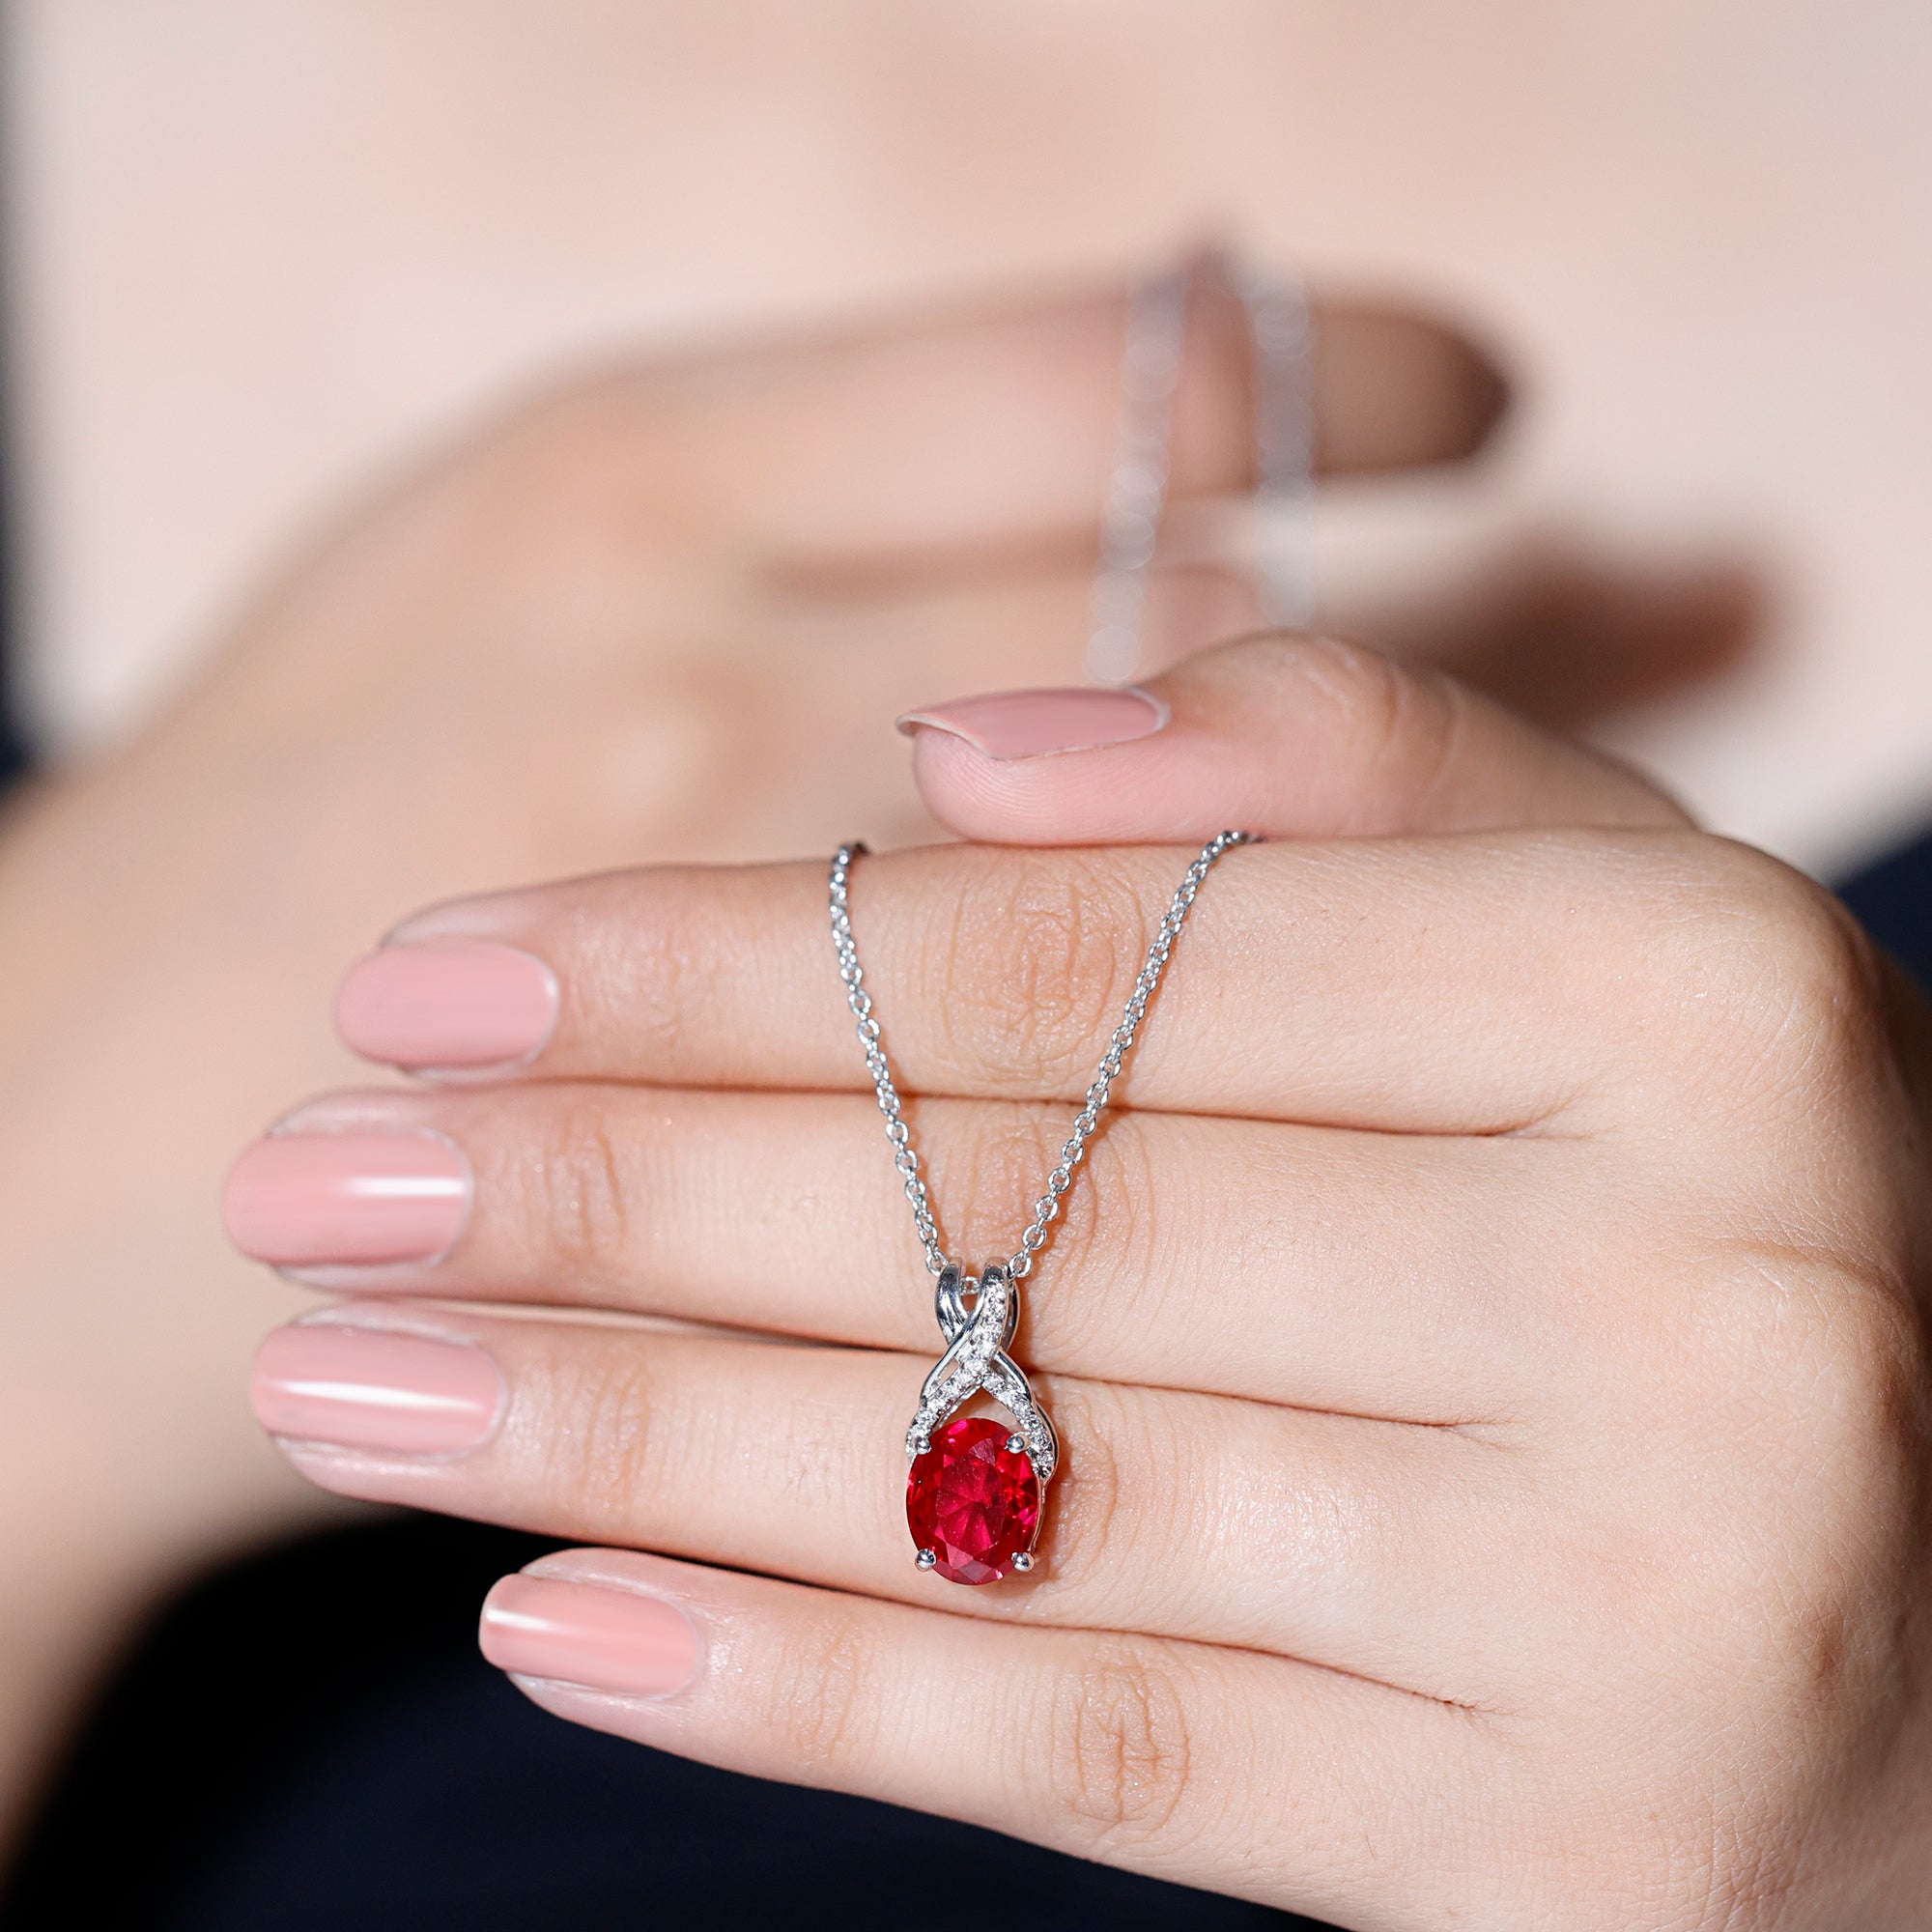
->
[[477, 1547, 1482, 1927], [256, 1304, 1519, 1696], [229, 1083, 1559, 1423], [530, 279, 1506, 580], [902, 634, 1687, 847], [355, 835, 1680, 1132]]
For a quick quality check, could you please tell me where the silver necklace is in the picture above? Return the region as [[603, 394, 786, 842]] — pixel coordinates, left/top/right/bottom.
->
[[829, 251, 1292, 1584], [1086, 247, 1314, 684], [829, 831, 1252, 1583]]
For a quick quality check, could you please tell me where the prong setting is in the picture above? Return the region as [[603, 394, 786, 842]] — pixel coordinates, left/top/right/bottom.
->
[[915, 1548, 938, 1571], [1010, 1550, 1036, 1574]]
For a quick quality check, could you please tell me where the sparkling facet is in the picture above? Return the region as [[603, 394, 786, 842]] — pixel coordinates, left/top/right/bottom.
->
[[905, 1416, 1040, 1585]]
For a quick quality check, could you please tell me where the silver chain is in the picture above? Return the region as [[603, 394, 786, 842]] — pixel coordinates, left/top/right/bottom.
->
[[829, 832, 1255, 1281], [1084, 247, 1314, 684], [1234, 255, 1317, 631], [1084, 265, 1189, 685], [830, 251, 1287, 1283]]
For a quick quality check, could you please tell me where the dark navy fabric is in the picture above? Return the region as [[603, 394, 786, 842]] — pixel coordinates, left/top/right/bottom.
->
[[1838, 834, 1932, 994], [0, 1518, 1306, 1931], [0, 213, 28, 794]]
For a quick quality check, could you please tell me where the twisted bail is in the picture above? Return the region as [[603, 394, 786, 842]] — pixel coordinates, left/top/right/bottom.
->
[[905, 1262, 1059, 1481]]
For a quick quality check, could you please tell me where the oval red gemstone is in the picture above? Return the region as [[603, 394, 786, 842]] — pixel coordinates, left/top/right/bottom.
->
[[906, 1416, 1040, 1584]]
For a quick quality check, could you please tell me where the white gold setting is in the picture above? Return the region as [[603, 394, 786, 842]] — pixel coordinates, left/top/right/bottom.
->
[[905, 1262, 1059, 1481]]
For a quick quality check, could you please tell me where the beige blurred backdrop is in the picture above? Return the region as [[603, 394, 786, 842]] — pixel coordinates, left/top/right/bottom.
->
[[3, 0, 1928, 874]]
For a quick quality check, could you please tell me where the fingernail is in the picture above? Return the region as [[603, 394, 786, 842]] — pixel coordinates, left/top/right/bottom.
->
[[896, 685, 1168, 760], [480, 1575, 700, 1697], [335, 943, 558, 1071], [252, 1323, 503, 1454], [223, 1132, 471, 1267]]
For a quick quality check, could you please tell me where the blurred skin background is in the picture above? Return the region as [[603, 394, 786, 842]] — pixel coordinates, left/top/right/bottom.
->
[[13, 0, 1932, 862], [0, 0, 1928, 1903]]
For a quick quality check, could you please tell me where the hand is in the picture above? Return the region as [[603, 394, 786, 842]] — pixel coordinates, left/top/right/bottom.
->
[[0, 277, 1512, 1849], [228, 636, 1932, 1928]]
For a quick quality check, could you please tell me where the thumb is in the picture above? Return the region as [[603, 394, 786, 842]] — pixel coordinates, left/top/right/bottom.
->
[[901, 634, 1686, 843]]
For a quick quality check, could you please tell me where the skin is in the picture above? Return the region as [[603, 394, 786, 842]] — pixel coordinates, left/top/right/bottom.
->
[[245, 641, 1932, 1932], [246, 648, 1932, 1929], [2, 270, 1831, 1914], [0, 277, 1549, 1855]]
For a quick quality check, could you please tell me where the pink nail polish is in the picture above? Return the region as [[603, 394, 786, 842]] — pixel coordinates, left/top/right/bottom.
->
[[223, 1132, 471, 1267], [253, 1324, 503, 1454], [896, 685, 1168, 760], [335, 943, 558, 1070], [480, 1575, 700, 1696]]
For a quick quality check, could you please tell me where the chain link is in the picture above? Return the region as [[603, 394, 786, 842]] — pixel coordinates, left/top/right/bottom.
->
[[830, 251, 1288, 1287], [1084, 247, 1313, 684], [829, 832, 1255, 1281]]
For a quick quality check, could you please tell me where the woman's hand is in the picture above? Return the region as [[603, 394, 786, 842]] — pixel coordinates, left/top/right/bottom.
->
[[0, 276, 1514, 1852], [227, 636, 1932, 1929]]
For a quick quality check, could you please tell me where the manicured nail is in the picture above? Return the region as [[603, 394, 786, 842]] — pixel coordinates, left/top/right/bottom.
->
[[335, 943, 558, 1071], [896, 685, 1168, 760], [223, 1132, 471, 1267], [252, 1323, 502, 1454], [480, 1575, 700, 1697]]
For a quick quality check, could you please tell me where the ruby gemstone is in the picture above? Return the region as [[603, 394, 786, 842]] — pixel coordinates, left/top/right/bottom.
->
[[906, 1416, 1040, 1584]]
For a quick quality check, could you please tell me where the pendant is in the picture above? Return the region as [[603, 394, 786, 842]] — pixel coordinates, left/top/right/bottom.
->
[[904, 1263, 1058, 1584]]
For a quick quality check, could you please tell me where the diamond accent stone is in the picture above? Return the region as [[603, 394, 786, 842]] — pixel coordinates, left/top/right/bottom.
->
[[903, 1264, 1058, 1483]]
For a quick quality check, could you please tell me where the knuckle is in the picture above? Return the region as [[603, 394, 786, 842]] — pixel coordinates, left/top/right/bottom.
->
[[1037, 1640, 1197, 1852], [1051, 1388, 1196, 1588], [761, 1605, 871, 1771], [1252, 634, 1463, 811], [937, 1111, 1159, 1347], [1050, 1386, 1129, 1568], [1066, 1118, 1163, 1314], [935, 849, 1139, 1092], [1652, 840, 1888, 1098], [940, 1106, 1062, 1258], [584, 873, 710, 1075], [1649, 1255, 1923, 1691], [1754, 1262, 1923, 1518], [538, 1335, 659, 1522], [524, 1093, 639, 1286]]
